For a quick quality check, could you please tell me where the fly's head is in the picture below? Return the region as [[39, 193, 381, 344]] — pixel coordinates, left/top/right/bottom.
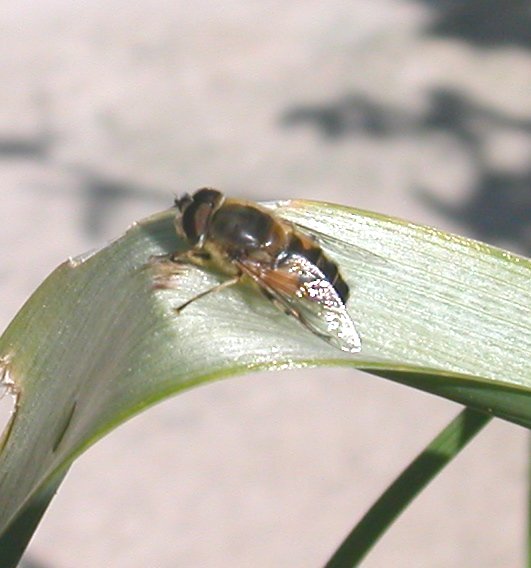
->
[[174, 188, 225, 246]]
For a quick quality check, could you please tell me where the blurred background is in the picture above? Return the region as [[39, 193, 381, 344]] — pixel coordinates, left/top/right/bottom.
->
[[1, 2, 529, 566]]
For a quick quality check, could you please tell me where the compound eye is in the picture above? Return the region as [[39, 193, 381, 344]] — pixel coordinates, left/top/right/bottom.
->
[[192, 188, 224, 207], [176, 188, 224, 244]]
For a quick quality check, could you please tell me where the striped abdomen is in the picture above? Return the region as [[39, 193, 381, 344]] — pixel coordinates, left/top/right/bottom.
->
[[286, 232, 350, 304]]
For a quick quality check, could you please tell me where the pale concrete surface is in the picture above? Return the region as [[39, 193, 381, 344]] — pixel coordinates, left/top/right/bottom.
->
[[0, 2, 529, 567]]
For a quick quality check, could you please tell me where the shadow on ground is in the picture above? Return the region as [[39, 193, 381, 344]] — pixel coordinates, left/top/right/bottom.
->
[[282, 88, 531, 255], [418, 0, 531, 49], [0, 132, 52, 162], [281, 0, 530, 254], [66, 169, 170, 237]]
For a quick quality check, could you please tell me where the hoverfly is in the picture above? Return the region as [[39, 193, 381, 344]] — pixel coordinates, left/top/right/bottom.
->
[[157, 188, 361, 353]]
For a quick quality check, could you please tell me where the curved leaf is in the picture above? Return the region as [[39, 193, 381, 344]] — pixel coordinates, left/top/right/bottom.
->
[[0, 200, 529, 556]]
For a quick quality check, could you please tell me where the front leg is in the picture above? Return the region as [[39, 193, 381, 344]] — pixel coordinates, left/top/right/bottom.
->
[[150, 248, 241, 310], [149, 248, 211, 290], [148, 248, 211, 266], [174, 274, 242, 313]]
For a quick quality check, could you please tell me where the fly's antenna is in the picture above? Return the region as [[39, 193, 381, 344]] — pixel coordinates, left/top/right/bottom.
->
[[174, 193, 192, 211]]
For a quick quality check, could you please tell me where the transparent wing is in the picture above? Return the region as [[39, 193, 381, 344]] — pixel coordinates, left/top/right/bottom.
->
[[237, 254, 362, 353], [293, 222, 388, 266]]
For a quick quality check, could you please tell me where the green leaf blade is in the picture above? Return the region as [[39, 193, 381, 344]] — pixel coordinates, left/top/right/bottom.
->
[[0, 200, 529, 555]]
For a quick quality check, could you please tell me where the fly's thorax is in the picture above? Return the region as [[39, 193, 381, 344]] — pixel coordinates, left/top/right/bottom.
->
[[208, 202, 288, 256]]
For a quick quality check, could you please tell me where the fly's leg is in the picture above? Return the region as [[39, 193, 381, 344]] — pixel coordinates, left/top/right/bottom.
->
[[150, 248, 240, 312], [149, 248, 210, 266], [175, 275, 241, 313], [150, 249, 211, 290]]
